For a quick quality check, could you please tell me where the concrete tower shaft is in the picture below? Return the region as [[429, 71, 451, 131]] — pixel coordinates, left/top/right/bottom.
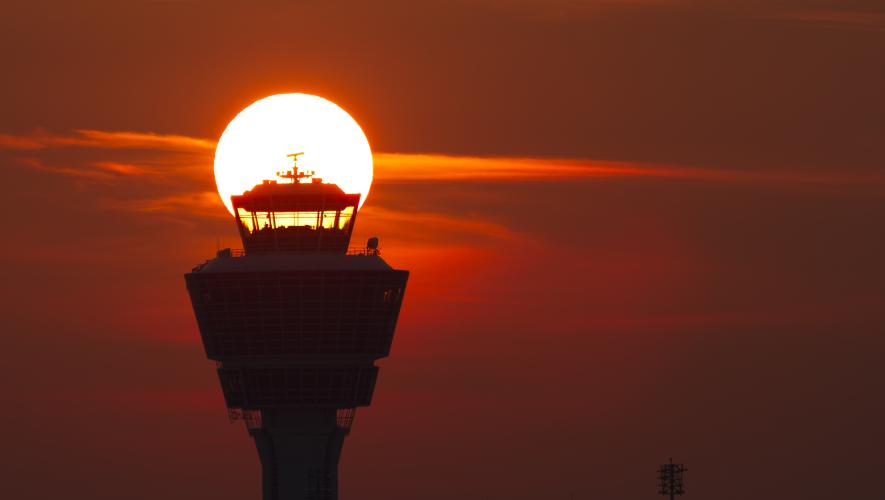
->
[[185, 172, 408, 500]]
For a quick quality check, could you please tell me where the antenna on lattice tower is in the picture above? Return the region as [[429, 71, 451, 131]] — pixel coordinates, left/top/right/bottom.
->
[[658, 458, 687, 500]]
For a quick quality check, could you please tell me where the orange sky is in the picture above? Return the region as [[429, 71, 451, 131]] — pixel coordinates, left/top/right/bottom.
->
[[2, 2, 885, 499], [2, 125, 883, 499]]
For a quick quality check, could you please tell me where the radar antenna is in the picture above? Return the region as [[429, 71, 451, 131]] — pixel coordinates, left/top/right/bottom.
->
[[276, 152, 317, 183]]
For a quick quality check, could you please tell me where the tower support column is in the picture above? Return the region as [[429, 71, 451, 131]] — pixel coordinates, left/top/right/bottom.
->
[[249, 409, 348, 500]]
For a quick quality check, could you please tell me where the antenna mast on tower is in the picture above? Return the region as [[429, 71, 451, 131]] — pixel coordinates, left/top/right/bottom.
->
[[276, 152, 319, 183]]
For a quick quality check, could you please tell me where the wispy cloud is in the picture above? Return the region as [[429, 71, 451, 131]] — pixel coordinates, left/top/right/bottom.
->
[[0, 129, 215, 151], [3, 129, 215, 187], [91, 161, 155, 176], [106, 191, 227, 220], [17, 157, 120, 182], [767, 9, 885, 30], [358, 205, 516, 245], [72, 129, 216, 151], [3, 128, 884, 221], [0, 133, 48, 150], [374, 152, 885, 187], [374, 153, 623, 181]]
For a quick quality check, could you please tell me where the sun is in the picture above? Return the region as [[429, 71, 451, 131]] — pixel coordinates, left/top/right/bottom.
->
[[213, 93, 373, 215]]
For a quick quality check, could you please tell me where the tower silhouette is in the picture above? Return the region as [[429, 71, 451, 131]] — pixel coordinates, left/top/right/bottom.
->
[[185, 160, 409, 499]]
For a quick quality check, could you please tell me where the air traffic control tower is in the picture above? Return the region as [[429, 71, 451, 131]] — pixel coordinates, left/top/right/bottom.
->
[[185, 156, 409, 500]]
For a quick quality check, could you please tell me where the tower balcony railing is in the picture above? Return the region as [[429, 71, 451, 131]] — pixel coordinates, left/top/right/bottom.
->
[[191, 246, 381, 272], [217, 247, 381, 257], [223, 247, 380, 257], [344, 247, 382, 257]]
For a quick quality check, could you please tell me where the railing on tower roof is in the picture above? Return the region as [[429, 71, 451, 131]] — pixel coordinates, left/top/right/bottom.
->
[[223, 247, 380, 258], [190, 246, 381, 272]]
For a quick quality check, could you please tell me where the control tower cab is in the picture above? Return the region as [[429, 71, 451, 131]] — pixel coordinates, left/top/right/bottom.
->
[[232, 153, 361, 254], [184, 153, 408, 500]]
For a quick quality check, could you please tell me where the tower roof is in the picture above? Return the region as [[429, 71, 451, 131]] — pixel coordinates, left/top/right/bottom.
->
[[232, 180, 360, 213], [195, 252, 393, 274]]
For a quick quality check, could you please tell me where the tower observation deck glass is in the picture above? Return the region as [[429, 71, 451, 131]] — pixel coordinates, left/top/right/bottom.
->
[[237, 207, 354, 232], [232, 179, 360, 254]]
